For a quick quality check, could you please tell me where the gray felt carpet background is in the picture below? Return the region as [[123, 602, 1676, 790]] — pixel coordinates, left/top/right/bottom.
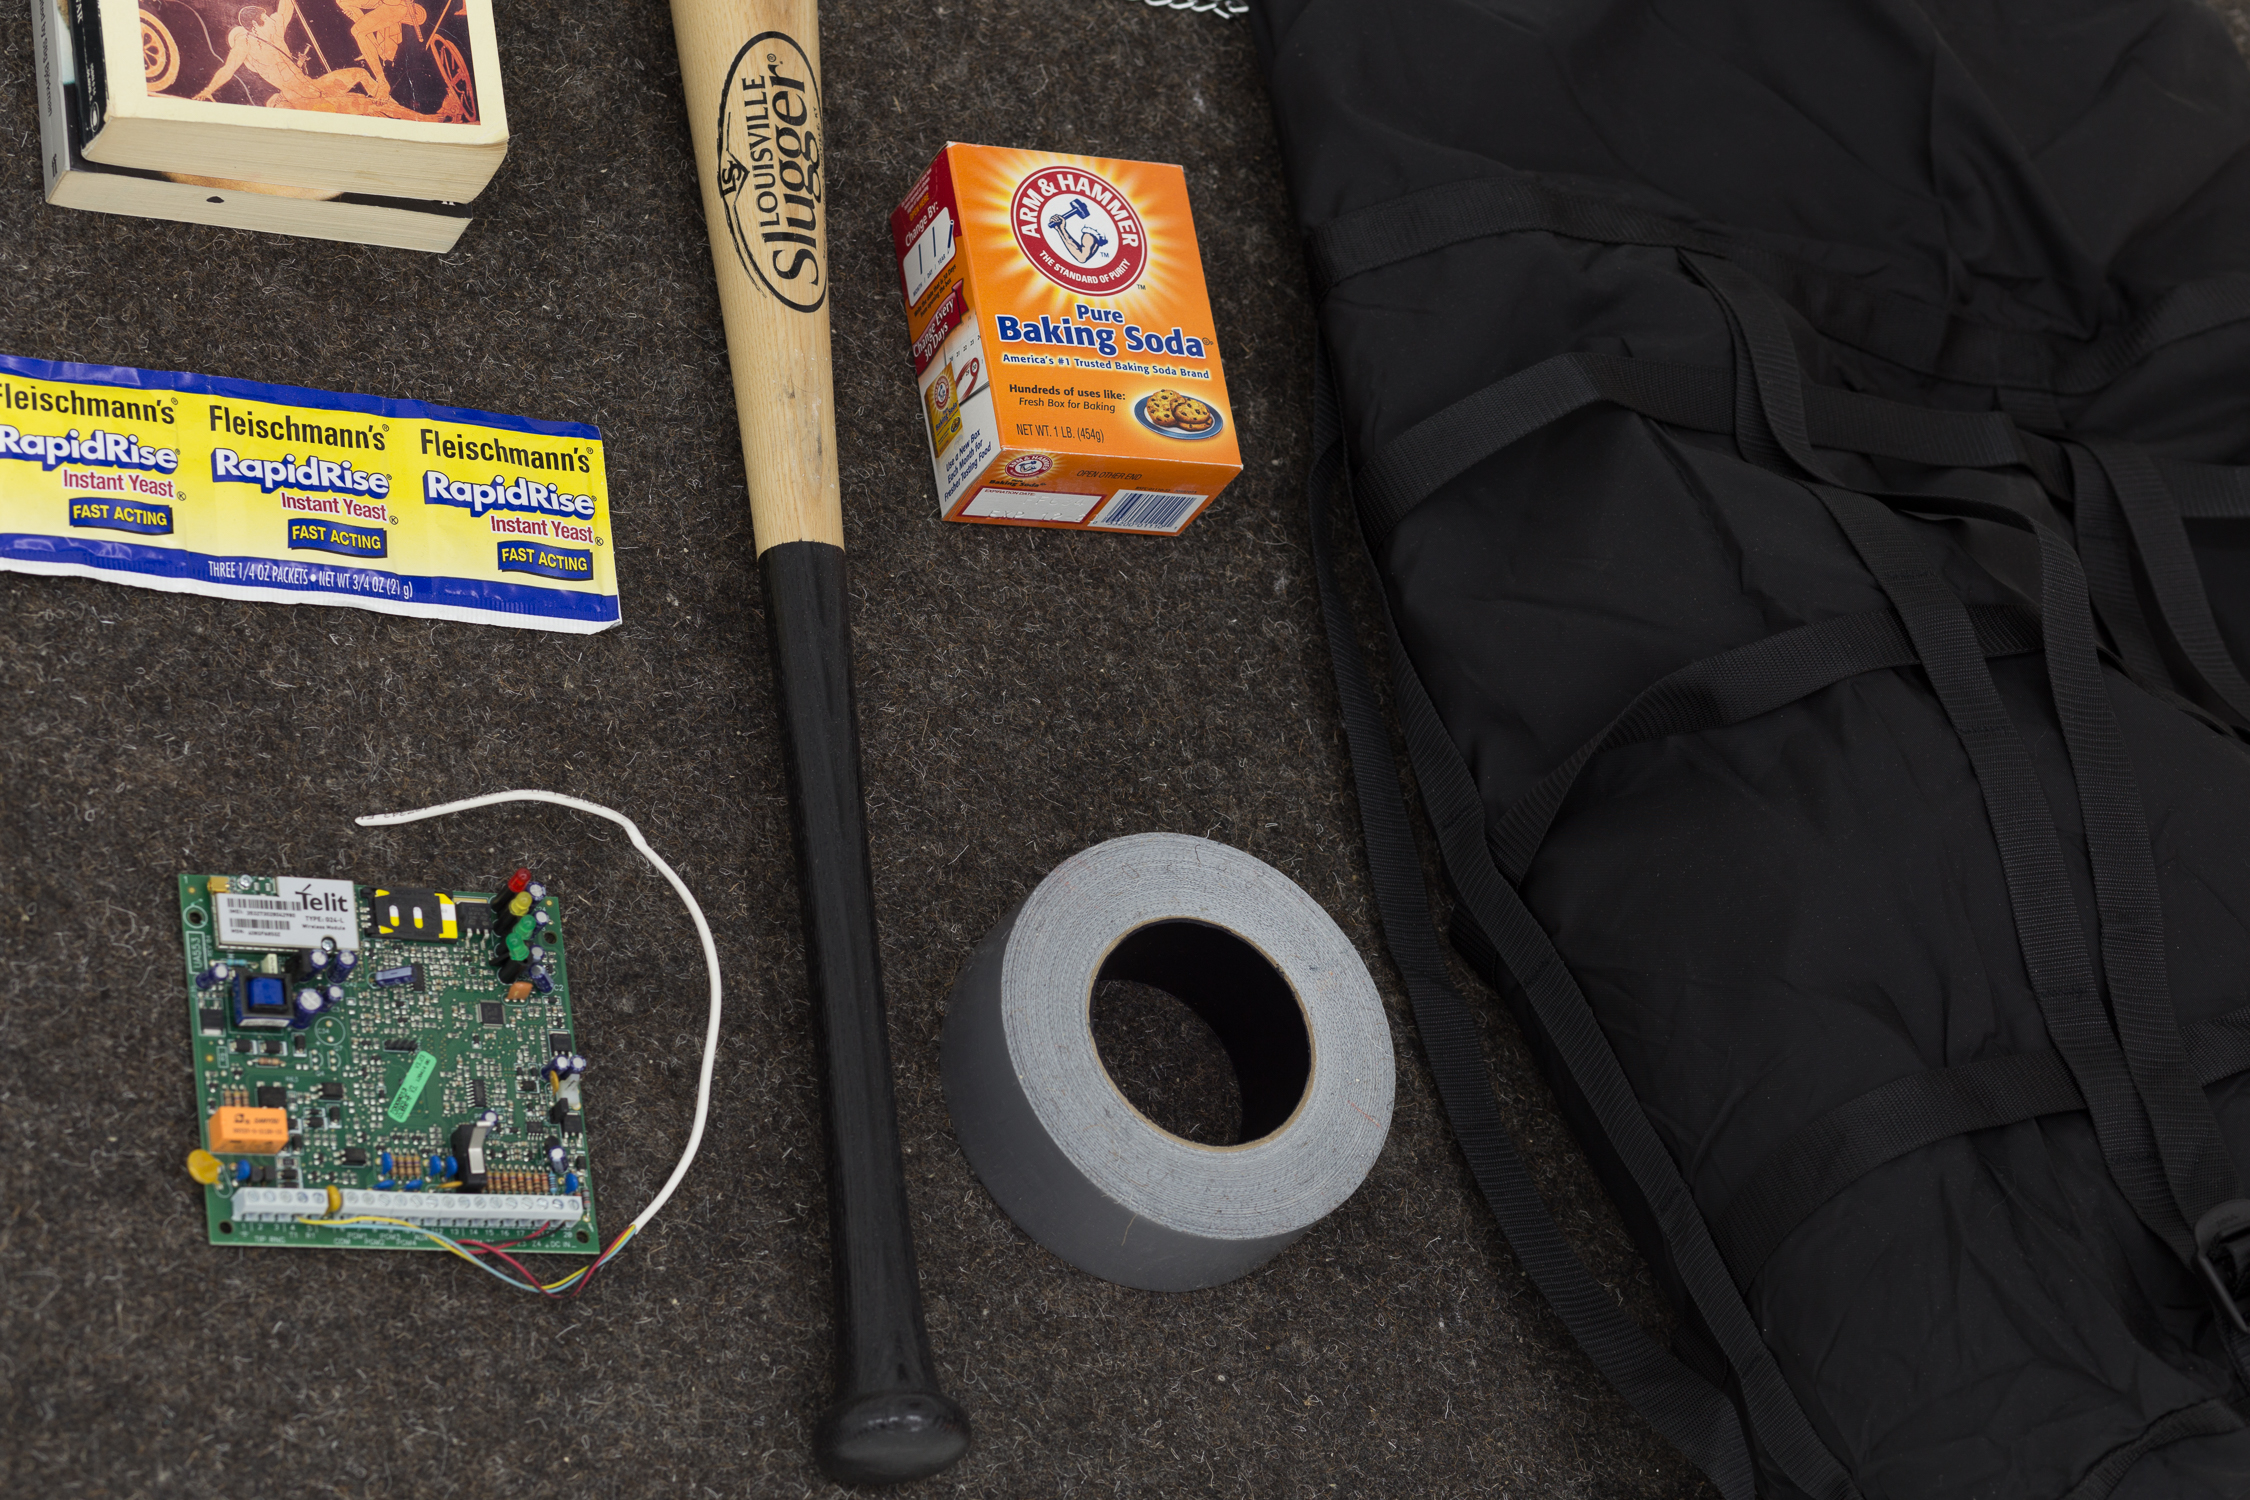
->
[[6, 2, 2243, 1496]]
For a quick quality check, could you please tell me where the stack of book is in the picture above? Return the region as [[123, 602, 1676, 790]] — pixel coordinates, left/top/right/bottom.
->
[[30, 0, 508, 251]]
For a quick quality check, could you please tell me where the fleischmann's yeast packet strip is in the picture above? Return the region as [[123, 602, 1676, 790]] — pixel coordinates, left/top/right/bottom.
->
[[0, 352, 618, 632]]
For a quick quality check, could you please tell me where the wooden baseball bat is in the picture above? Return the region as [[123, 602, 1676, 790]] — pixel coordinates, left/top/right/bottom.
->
[[666, 0, 971, 1483]]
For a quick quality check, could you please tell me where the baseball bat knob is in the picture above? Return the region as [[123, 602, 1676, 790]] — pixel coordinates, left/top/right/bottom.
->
[[815, 1388, 972, 1486]]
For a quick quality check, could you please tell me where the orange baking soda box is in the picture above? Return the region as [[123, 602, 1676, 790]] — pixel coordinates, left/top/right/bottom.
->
[[889, 144, 1242, 534]]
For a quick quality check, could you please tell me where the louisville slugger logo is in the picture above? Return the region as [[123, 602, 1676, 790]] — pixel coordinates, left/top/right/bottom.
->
[[716, 34, 826, 314]]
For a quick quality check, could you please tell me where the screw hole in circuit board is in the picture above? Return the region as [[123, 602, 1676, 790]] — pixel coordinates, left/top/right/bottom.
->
[[576, 1229, 589, 1242], [219, 1221, 233, 1234], [542, 930, 558, 946], [185, 907, 206, 928]]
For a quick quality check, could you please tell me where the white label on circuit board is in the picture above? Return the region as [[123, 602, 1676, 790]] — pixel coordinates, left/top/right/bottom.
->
[[214, 878, 359, 950]]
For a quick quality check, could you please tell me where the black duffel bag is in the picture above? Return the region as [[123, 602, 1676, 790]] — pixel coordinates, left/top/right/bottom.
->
[[1254, 1, 2250, 1495]]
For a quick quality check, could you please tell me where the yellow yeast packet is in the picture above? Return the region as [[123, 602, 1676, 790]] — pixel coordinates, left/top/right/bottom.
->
[[0, 352, 618, 632]]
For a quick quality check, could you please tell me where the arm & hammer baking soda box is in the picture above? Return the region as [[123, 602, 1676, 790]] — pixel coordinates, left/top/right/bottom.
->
[[890, 145, 1241, 534]]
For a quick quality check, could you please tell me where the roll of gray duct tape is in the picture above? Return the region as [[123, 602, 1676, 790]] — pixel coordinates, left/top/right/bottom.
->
[[943, 833, 1395, 1291]]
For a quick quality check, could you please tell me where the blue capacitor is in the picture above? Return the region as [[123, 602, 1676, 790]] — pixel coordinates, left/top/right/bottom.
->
[[373, 964, 417, 987], [442, 1154, 458, 1179], [379, 1149, 394, 1176], [530, 970, 553, 995], [375, 1178, 395, 1191], [528, 882, 547, 901], [533, 909, 551, 928], [332, 949, 359, 978], [402, 1178, 424, 1192], [196, 961, 227, 991], [325, 983, 345, 1005], [545, 1142, 568, 1174], [234, 1160, 253, 1184], [291, 987, 326, 1028], [562, 1171, 580, 1194], [302, 947, 332, 974]]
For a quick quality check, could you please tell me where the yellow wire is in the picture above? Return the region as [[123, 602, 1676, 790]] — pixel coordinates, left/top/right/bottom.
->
[[298, 1214, 497, 1270], [296, 1213, 610, 1293]]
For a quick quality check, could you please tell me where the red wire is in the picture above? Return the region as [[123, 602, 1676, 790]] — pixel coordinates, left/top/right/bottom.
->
[[457, 1238, 559, 1293], [446, 1221, 628, 1300], [567, 1228, 634, 1299], [452, 1221, 621, 1298], [466, 1223, 554, 1251]]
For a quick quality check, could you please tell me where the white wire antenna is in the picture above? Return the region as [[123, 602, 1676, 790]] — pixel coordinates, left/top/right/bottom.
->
[[353, 789, 723, 1276]]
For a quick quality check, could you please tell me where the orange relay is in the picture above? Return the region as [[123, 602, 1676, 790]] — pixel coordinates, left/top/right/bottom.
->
[[889, 144, 1242, 536]]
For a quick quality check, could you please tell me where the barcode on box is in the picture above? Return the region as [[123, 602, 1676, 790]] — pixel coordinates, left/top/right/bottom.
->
[[1095, 491, 1201, 533]]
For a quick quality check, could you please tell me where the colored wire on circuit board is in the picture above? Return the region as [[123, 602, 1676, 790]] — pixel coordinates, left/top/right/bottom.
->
[[287, 1211, 610, 1297], [290, 790, 726, 1298]]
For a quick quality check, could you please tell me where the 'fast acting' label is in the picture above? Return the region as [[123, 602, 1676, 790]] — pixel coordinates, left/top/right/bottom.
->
[[214, 877, 359, 950]]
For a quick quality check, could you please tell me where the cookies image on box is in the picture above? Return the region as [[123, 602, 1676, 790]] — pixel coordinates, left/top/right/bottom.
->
[[1169, 395, 1215, 432], [1134, 389, 1224, 440]]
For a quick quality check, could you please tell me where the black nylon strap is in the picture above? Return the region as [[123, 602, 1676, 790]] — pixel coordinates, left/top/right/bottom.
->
[[2001, 385, 2066, 432], [1810, 486, 2191, 1255], [2090, 439, 2250, 730], [1353, 351, 2086, 545], [1350, 346, 2246, 556], [2062, 1399, 2245, 1500], [1681, 256, 1821, 472], [1308, 173, 1733, 294], [1684, 248, 2206, 1257], [2196, 1008, 2250, 1084], [1329, 339, 1865, 1490], [1810, 388, 2070, 496], [1304, 351, 1765, 1500], [1308, 171, 2250, 394], [1714, 1001, 2250, 1287], [2070, 443, 2183, 694], [1373, 555, 1861, 1500], [2019, 490, 2243, 1235], [1715, 1050, 2082, 1284], [1354, 353, 1728, 539], [1490, 603, 2041, 882], [1714, 274, 1790, 471], [2167, 460, 2250, 520]]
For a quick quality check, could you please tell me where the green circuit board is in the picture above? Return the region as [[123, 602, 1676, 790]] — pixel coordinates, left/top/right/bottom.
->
[[178, 872, 599, 1255]]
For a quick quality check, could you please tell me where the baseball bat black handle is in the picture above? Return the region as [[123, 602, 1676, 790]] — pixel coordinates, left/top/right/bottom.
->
[[761, 541, 972, 1486]]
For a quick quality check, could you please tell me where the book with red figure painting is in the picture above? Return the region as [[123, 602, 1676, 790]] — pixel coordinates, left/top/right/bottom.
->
[[73, 0, 507, 200]]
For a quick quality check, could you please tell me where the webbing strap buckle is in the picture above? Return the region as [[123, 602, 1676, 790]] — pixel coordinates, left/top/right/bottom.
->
[[2193, 1201, 2250, 1334]]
